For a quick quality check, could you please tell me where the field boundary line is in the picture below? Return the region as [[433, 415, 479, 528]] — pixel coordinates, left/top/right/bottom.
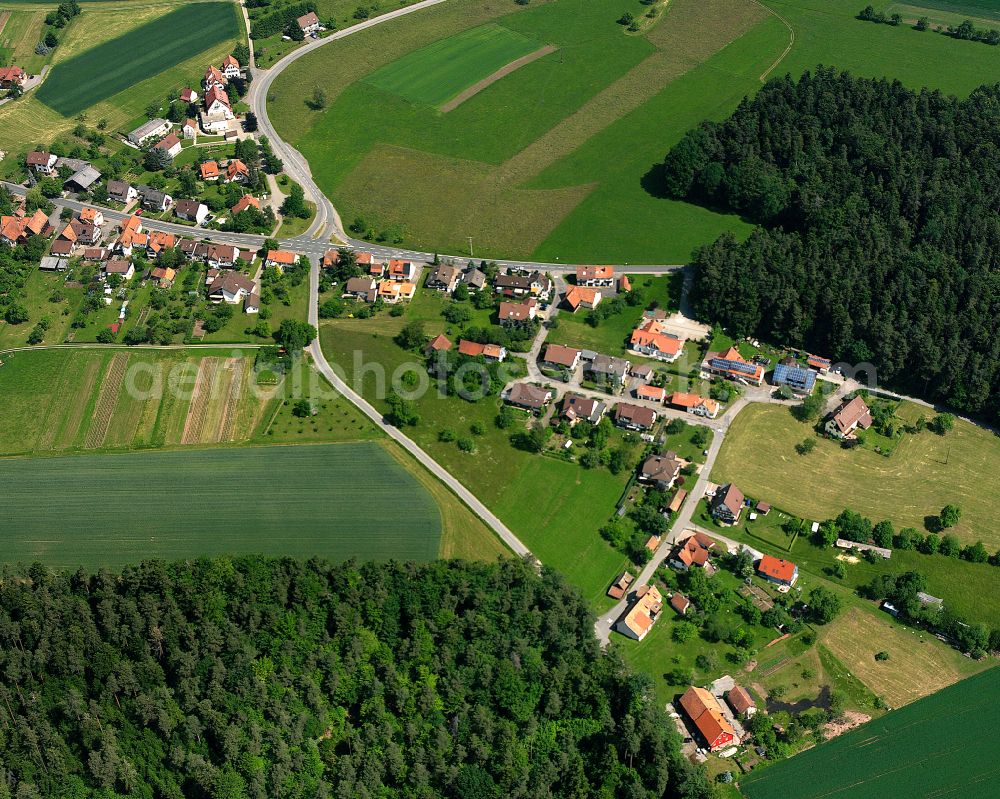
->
[[84, 352, 128, 448], [753, 0, 794, 82], [439, 44, 558, 113]]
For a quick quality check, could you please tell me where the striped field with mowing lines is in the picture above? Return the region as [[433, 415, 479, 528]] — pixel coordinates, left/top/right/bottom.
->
[[0, 443, 442, 568]]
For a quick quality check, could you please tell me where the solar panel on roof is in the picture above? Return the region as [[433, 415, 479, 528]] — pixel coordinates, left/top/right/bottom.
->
[[711, 357, 758, 375]]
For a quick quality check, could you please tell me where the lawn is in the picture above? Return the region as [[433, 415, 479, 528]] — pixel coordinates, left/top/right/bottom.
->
[[36, 2, 239, 116], [713, 402, 1000, 549], [0, 443, 441, 568], [364, 22, 542, 107], [739, 667, 1000, 799]]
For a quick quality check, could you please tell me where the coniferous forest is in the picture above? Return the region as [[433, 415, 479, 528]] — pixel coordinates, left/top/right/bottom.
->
[[660, 67, 1000, 423], [0, 557, 711, 799]]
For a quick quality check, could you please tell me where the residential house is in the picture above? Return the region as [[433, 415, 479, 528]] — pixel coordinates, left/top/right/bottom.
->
[[104, 259, 135, 280], [221, 54, 241, 79], [175, 199, 209, 225], [298, 10, 322, 33], [205, 244, 240, 268], [245, 292, 261, 314], [137, 186, 172, 212], [711, 483, 744, 525], [200, 161, 221, 181], [106, 179, 137, 204], [0, 66, 27, 88], [356, 252, 384, 277], [458, 340, 506, 361], [180, 88, 198, 104], [825, 395, 873, 439], [386, 259, 415, 282], [201, 86, 234, 134], [638, 452, 680, 490], [575, 265, 616, 287], [265, 250, 296, 272], [702, 346, 765, 385], [64, 165, 102, 193], [424, 334, 452, 357], [636, 384, 666, 403], [607, 571, 634, 600], [320, 250, 340, 269], [615, 584, 663, 641], [461, 267, 486, 291], [772, 362, 817, 394], [542, 343, 581, 371], [629, 318, 683, 362], [563, 286, 601, 312], [343, 277, 377, 302], [377, 280, 415, 303], [757, 554, 799, 587], [79, 207, 103, 227], [181, 118, 198, 139], [203, 66, 226, 90], [494, 270, 552, 301], [670, 533, 717, 571], [0, 208, 48, 246], [668, 391, 719, 419], [127, 118, 170, 146], [679, 687, 736, 751], [425, 264, 460, 292], [807, 354, 832, 372], [145, 230, 176, 258], [726, 686, 757, 719], [49, 238, 73, 257], [225, 159, 249, 183], [230, 195, 259, 215], [68, 219, 100, 245], [670, 593, 691, 615], [498, 298, 537, 326], [150, 266, 176, 287], [586, 354, 630, 387], [561, 393, 606, 425], [504, 383, 552, 413], [208, 271, 256, 304], [82, 247, 109, 263], [26, 151, 57, 175], [614, 402, 657, 432], [180, 240, 209, 261], [153, 133, 182, 158]]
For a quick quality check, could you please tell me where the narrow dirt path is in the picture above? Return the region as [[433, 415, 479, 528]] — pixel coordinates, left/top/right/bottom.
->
[[440, 45, 557, 113]]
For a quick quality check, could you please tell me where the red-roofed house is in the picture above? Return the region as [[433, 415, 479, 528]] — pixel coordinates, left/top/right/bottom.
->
[[616, 584, 663, 641], [458, 340, 506, 361], [564, 286, 601, 312], [575, 265, 615, 287], [629, 318, 683, 362], [200, 161, 220, 181], [668, 391, 719, 418], [230, 195, 260, 215], [636, 384, 666, 403], [180, 88, 198, 104], [225, 159, 249, 183], [0, 66, 27, 88], [424, 334, 452, 356], [221, 54, 241, 79], [298, 10, 321, 33], [757, 554, 798, 587], [679, 687, 735, 751], [182, 118, 198, 139], [669, 533, 717, 571], [825, 395, 873, 439], [542, 343, 581, 371], [726, 686, 757, 718], [265, 250, 296, 272], [711, 483, 744, 525], [703, 346, 764, 385], [153, 133, 182, 158]]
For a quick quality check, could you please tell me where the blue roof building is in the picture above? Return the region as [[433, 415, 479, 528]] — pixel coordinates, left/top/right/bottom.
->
[[772, 363, 817, 393]]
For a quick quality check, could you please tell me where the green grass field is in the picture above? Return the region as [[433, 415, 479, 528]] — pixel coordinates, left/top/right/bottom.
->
[[36, 2, 239, 115], [739, 667, 1000, 799], [365, 22, 542, 107], [712, 402, 1000, 549], [0, 443, 441, 568]]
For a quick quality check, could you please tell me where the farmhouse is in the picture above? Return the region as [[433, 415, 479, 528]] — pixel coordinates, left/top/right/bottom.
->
[[377, 280, 415, 303], [128, 118, 170, 146], [0, 66, 27, 88], [561, 393, 605, 425], [670, 593, 691, 615], [1, 209, 49, 246], [635, 384, 666, 403], [175, 199, 209, 225], [711, 483, 744, 525], [26, 151, 57, 174], [298, 11, 322, 33], [576, 265, 615, 287], [772, 362, 817, 394], [629, 318, 683, 362], [607, 571, 633, 600], [495, 270, 552, 301], [64, 165, 102, 193], [668, 391, 719, 418], [498, 298, 537, 325], [542, 343, 581, 371], [265, 250, 296, 272], [208, 272, 255, 304], [230, 195, 260, 215], [504, 383, 553, 413], [49, 238, 73, 257], [458, 340, 507, 361], [563, 286, 601, 312], [836, 539, 892, 559], [201, 87, 234, 134], [614, 402, 657, 432], [670, 533, 717, 571], [424, 334, 452, 356], [726, 685, 757, 719], [826, 395, 873, 439], [153, 133, 182, 158], [679, 687, 736, 751], [757, 554, 798, 587], [425, 264, 460, 292], [638, 452, 680, 490], [200, 161, 221, 181], [343, 277, 377, 302], [703, 347, 765, 386], [586, 354, 630, 387], [106, 180, 137, 204], [615, 584, 663, 641]]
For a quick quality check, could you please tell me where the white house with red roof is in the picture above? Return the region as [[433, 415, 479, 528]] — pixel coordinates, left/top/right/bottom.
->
[[221, 54, 241, 79]]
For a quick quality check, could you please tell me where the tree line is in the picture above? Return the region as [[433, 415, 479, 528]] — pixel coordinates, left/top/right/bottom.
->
[[0, 556, 712, 799], [659, 67, 1000, 424]]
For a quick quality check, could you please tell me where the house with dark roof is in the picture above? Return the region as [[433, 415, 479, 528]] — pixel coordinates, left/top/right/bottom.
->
[[26, 151, 57, 174], [504, 383, 553, 413], [425, 264, 460, 292], [106, 180, 137, 204], [561, 393, 606, 425], [586, 354, 630, 387], [208, 272, 256, 305], [638, 452, 680, 490], [498, 298, 537, 326], [174, 199, 209, 225], [494, 270, 552, 301], [711, 483, 744, 525], [343, 277, 377, 302], [137, 186, 172, 212], [607, 571, 633, 600], [825, 395, 873, 439], [614, 402, 657, 431], [298, 10, 321, 32]]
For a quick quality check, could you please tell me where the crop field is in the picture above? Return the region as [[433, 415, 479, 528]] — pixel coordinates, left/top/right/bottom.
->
[[739, 667, 1000, 799], [712, 402, 1000, 549], [0, 443, 441, 568], [36, 2, 239, 116], [364, 23, 543, 107], [819, 607, 990, 709]]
